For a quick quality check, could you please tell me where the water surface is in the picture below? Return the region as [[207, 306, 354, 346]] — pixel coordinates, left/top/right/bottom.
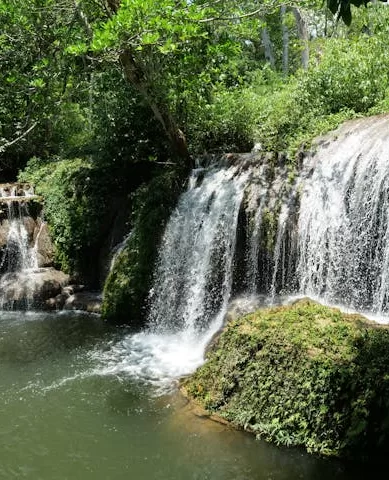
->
[[0, 311, 369, 479]]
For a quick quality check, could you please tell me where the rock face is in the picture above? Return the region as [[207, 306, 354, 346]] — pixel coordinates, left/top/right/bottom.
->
[[0, 267, 69, 309], [183, 299, 389, 460], [34, 220, 55, 267]]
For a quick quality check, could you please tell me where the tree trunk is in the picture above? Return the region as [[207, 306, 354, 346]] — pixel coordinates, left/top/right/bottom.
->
[[100, 1, 193, 168], [261, 26, 276, 69], [119, 50, 192, 168], [280, 5, 289, 76], [292, 8, 309, 70]]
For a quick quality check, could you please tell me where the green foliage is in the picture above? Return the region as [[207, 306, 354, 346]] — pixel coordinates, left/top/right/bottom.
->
[[185, 67, 279, 153], [18, 157, 116, 278], [90, 69, 169, 162], [102, 168, 186, 325], [184, 300, 389, 459], [0, 0, 93, 174], [248, 29, 389, 155]]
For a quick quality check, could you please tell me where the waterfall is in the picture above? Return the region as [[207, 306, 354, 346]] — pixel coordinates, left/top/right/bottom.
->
[[100, 115, 389, 390], [1, 204, 38, 273], [0, 185, 39, 275], [98, 163, 250, 390], [148, 166, 249, 334], [296, 116, 389, 315], [0, 184, 51, 309]]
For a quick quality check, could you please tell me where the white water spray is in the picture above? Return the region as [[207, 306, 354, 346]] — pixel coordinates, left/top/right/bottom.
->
[[297, 116, 389, 314], [98, 165, 250, 391]]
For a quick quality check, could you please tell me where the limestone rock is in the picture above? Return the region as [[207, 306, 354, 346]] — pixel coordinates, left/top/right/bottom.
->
[[34, 221, 54, 267], [0, 267, 69, 309]]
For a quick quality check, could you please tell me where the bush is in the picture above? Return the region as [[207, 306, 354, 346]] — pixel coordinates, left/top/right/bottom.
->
[[192, 29, 389, 158], [18, 157, 121, 281], [253, 33, 389, 155], [186, 67, 280, 154]]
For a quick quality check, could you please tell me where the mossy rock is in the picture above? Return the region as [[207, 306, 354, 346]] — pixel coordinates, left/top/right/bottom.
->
[[102, 168, 186, 326], [183, 299, 389, 459]]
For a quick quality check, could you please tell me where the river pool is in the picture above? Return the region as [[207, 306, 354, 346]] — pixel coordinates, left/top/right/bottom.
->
[[0, 311, 370, 479]]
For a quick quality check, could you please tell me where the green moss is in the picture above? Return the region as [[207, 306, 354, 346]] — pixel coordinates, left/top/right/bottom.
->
[[183, 300, 389, 459], [19, 157, 115, 279], [101, 168, 186, 326], [260, 208, 279, 254]]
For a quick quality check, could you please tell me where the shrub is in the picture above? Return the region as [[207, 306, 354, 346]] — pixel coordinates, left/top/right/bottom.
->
[[19, 157, 119, 280]]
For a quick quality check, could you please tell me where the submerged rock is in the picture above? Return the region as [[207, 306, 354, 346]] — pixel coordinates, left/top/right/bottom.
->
[[183, 299, 389, 460]]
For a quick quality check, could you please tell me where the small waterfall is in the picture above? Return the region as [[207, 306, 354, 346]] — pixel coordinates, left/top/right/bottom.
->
[[0, 185, 39, 275], [109, 232, 132, 271], [1, 204, 38, 273], [0, 184, 54, 310]]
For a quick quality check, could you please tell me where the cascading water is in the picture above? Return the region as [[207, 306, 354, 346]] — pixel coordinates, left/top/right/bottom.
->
[[0, 184, 38, 272], [1, 204, 38, 273], [296, 116, 389, 315], [148, 166, 249, 333], [0, 184, 44, 309], [98, 164, 250, 390]]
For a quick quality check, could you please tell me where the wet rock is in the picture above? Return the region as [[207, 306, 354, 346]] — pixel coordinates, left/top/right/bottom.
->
[[0, 267, 69, 309], [62, 284, 85, 296], [64, 292, 102, 313], [33, 221, 54, 267]]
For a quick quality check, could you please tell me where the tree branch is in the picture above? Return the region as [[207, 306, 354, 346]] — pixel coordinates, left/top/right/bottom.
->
[[0, 122, 38, 153]]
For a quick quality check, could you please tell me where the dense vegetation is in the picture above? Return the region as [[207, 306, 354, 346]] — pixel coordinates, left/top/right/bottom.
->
[[1, 0, 389, 321], [183, 299, 389, 459]]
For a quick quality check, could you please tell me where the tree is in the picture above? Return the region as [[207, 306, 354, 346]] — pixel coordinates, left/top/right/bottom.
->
[[77, 0, 225, 168], [74, 0, 318, 166], [292, 8, 309, 70], [0, 0, 95, 176]]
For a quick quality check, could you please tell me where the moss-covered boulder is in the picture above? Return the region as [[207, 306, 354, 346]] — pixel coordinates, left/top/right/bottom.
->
[[183, 299, 389, 459], [102, 168, 185, 326]]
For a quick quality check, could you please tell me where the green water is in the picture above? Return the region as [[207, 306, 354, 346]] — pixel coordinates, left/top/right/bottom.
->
[[0, 311, 368, 479]]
